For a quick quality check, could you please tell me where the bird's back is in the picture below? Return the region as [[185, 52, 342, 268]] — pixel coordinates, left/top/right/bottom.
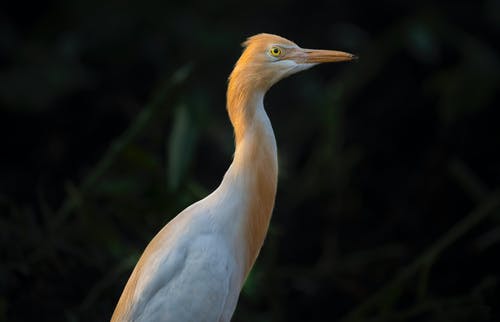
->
[[112, 199, 242, 322]]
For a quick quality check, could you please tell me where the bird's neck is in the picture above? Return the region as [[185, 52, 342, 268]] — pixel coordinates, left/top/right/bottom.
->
[[224, 76, 278, 278]]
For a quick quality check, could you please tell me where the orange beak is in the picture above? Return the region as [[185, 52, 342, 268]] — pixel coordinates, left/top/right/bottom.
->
[[302, 49, 357, 63], [286, 48, 357, 64]]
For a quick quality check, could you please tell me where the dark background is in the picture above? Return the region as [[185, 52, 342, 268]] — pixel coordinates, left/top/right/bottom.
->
[[1, 0, 500, 321]]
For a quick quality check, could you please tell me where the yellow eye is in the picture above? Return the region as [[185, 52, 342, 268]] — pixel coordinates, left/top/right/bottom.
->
[[269, 46, 282, 57]]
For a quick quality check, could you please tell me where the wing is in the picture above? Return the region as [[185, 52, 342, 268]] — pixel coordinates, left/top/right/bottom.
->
[[135, 234, 235, 322], [112, 210, 240, 322]]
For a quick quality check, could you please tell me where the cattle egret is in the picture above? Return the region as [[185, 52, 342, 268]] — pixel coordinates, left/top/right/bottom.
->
[[112, 33, 355, 322]]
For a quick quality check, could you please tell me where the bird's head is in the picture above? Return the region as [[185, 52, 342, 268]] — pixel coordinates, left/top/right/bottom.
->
[[229, 33, 356, 91]]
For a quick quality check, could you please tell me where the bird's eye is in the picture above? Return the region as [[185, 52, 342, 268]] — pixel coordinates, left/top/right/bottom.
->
[[269, 46, 282, 57]]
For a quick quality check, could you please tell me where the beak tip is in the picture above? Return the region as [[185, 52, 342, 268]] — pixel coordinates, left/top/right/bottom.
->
[[350, 54, 359, 61]]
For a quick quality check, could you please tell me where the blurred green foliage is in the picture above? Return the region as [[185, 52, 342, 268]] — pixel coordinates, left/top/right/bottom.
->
[[1, 0, 500, 321]]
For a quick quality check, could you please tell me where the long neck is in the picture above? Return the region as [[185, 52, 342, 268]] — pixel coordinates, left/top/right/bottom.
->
[[224, 73, 278, 277]]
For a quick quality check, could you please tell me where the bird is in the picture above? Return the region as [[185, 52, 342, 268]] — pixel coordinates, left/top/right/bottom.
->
[[111, 33, 355, 322]]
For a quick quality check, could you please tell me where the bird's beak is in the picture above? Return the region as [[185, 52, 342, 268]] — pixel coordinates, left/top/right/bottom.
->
[[302, 48, 357, 63], [287, 48, 357, 64]]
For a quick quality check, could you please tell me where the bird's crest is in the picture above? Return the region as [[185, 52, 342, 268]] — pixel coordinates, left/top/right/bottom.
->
[[241, 33, 296, 48]]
